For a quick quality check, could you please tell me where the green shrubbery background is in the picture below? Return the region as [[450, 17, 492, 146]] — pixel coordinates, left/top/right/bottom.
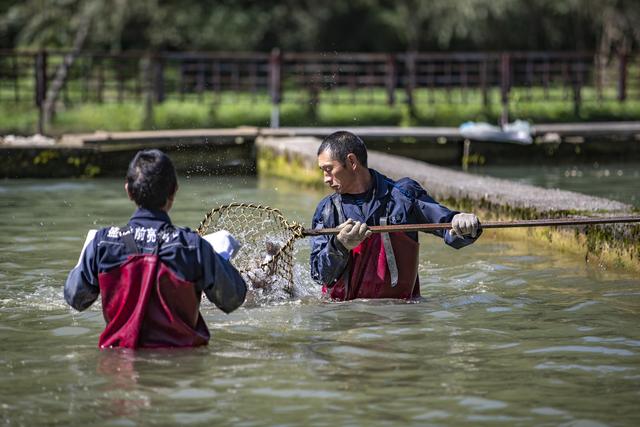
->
[[2, 90, 640, 136]]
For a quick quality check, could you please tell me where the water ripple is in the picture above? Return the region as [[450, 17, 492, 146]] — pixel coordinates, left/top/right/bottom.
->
[[526, 346, 634, 356], [167, 388, 217, 399], [531, 406, 569, 416], [252, 387, 345, 399], [582, 336, 640, 347], [458, 396, 508, 410], [51, 326, 90, 337], [412, 410, 450, 420], [535, 361, 633, 373], [564, 301, 598, 312]]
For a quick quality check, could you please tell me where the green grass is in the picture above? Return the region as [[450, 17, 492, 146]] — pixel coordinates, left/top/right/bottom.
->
[[315, 104, 403, 126], [154, 100, 213, 129], [51, 103, 144, 133], [0, 104, 38, 134], [2, 86, 640, 135]]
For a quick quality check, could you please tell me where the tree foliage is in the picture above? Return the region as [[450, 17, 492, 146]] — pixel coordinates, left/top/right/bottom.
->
[[1, 0, 638, 54]]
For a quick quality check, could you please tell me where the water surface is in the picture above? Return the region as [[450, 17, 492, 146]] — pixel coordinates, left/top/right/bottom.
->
[[466, 162, 640, 208], [1, 176, 639, 426]]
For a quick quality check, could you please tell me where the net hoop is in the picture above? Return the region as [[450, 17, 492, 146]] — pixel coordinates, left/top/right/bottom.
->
[[197, 203, 305, 296]]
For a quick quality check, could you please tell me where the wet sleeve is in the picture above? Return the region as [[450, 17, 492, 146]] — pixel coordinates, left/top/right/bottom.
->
[[407, 180, 481, 249], [199, 238, 247, 313], [64, 234, 100, 311], [309, 201, 350, 286]]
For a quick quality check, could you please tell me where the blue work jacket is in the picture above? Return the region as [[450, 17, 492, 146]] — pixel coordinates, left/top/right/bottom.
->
[[64, 208, 247, 314], [310, 169, 480, 286]]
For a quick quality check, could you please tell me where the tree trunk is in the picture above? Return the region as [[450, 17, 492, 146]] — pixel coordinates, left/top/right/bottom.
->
[[40, 14, 91, 134]]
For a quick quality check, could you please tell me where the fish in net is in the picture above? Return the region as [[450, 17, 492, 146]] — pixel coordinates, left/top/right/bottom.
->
[[197, 203, 305, 298]]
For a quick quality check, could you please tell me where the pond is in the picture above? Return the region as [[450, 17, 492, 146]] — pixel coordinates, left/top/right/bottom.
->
[[1, 175, 639, 426], [466, 162, 640, 208]]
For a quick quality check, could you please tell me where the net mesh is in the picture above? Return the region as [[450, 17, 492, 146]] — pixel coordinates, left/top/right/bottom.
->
[[197, 203, 304, 297]]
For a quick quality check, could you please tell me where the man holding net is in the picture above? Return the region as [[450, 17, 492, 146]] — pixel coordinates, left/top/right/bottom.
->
[[311, 131, 481, 300], [64, 149, 247, 349]]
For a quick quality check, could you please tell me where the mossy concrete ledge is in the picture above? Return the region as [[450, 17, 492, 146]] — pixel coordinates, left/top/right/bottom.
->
[[256, 135, 640, 272]]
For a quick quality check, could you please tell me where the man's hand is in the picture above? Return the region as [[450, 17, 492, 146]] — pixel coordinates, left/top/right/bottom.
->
[[449, 213, 480, 238], [336, 218, 372, 251]]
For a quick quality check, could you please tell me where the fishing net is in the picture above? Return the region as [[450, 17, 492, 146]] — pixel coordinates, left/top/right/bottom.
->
[[196, 204, 640, 301], [197, 203, 305, 297]]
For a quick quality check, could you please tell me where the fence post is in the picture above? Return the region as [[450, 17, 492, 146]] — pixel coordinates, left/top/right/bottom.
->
[[211, 60, 222, 105], [594, 53, 603, 101], [617, 52, 627, 102], [480, 57, 489, 108], [404, 51, 416, 117], [141, 54, 154, 129], [196, 60, 206, 101], [500, 52, 510, 126], [573, 81, 582, 117], [12, 54, 19, 102], [117, 60, 124, 103], [35, 50, 48, 134], [269, 48, 282, 128], [386, 54, 396, 106], [573, 60, 582, 117], [153, 55, 165, 103]]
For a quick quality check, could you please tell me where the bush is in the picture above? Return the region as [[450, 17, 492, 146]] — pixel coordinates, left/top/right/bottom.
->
[[3, 97, 640, 136], [315, 104, 403, 126], [50, 103, 143, 133], [412, 103, 499, 126], [0, 104, 38, 135], [210, 103, 271, 127], [154, 100, 212, 129]]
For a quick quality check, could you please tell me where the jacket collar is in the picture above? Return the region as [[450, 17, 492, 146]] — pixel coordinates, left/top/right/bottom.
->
[[333, 169, 391, 223], [369, 168, 391, 200], [365, 169, 391, 222], [129, 207, 172, 225]]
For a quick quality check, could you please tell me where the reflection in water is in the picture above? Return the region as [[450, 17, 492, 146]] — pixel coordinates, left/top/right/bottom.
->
[[1, 176, 640, 426], [97, 350, 150, 418]]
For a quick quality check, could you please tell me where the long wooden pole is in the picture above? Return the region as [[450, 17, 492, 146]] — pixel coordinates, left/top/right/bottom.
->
[[302, 216, 640, 236]]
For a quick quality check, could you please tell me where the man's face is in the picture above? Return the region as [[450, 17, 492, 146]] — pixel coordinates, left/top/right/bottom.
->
[[318, 149, 356, 194]]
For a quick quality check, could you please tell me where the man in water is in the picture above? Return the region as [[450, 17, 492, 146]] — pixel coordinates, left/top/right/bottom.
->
[[310, 131, 481, 300], [64, 149, 247, 349]]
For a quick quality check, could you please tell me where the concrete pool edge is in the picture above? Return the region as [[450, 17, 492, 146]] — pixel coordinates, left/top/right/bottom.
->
[[256, 135, 640, 273]]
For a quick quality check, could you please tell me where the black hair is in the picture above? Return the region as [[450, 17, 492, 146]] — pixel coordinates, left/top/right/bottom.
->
[[126, 149, 177, 210], [317, 131, 368, 167]]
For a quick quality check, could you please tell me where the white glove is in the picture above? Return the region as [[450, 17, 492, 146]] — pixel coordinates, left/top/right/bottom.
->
[[449, 213, 480, 238], [202, 230, 241, 260], [336, 219, 372, 251]]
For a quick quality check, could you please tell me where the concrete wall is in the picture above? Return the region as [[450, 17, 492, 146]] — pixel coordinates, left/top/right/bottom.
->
[[0, 144, 255, 178]]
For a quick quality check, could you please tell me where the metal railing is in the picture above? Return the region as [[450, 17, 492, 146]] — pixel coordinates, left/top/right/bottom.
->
[[0, 49, 637, 130]]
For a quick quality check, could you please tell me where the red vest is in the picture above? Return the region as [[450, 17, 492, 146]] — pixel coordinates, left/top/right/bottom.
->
[[324, 231, 420, 301], [98, 253, 210, 349]]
